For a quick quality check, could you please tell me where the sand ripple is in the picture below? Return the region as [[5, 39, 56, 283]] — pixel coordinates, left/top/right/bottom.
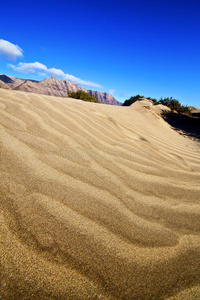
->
[[1, 89, 200, 299]]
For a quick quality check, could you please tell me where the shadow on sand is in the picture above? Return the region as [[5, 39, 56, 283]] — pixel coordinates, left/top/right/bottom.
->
[[161, 111, 200, 141]]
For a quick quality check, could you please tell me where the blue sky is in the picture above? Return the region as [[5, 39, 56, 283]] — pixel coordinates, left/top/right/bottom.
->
[[0, 0, 200, 107]]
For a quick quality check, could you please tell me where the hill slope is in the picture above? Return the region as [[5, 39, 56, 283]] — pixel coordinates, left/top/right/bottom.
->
[[0, 89, 200, 299]]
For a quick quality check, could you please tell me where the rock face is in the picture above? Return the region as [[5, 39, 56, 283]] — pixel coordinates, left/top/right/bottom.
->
[[0, 74, 27, 89], [0, 74, 121, 105], [15, 76, 87, 97], [87, 90, 121, 106]]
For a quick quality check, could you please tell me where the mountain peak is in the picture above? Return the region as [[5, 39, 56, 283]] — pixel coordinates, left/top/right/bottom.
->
[[49, 76, 59, 80], [41, 76, 59, 83]]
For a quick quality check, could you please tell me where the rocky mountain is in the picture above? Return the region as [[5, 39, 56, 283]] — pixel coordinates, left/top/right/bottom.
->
[[0, 74, 121, 105], [0, 74, 27, 89], [15, 76, 87, 97], [87, 90, 121, 106]]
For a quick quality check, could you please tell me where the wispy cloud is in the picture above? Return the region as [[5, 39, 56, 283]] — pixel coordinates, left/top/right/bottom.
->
[[9, 61, 102, 88], [0, 39, 23, 60], [118, 93, 132, 98], [108, 89, 116, 95]]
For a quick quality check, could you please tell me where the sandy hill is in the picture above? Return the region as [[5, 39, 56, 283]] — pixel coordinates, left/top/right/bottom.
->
[[189, 106, 200, 118], [189, 106, 200, 114], [0, 74, 121, 106], [0, 89, 200, 299]]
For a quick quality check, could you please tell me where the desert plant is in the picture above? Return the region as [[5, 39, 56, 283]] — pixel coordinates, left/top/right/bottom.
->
[[147, 97, 159, 105], [158, 97, 191, 115], [122, 94, 191, 115], [122, 94, 144, 106], [68, 90, 100, 103]]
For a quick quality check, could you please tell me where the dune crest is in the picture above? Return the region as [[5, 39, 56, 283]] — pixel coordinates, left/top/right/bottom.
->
[[1, 89, 200, 299]]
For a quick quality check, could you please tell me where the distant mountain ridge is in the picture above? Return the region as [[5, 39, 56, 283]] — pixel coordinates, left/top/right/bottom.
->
[[0, 75, 121, 106], [87, 90, 121, 106]]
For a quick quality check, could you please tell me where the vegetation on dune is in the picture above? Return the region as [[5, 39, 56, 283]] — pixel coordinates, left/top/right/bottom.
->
[[68, 90, 100, 103], [122, 94, 159, 106], [122, 95, 191, 115], [146, 97, 159, 105], [122, 94, 144, 106], [158, 97, 191, 115]]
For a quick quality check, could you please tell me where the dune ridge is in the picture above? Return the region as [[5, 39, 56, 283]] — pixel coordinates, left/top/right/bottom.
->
[[0, 89, 200, 299]]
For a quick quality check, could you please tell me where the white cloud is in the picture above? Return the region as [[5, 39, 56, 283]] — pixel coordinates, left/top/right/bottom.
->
[[108, 89, 115, 95], [0, 39, 23, 60], [48, 68, 65, 77], [9, 62, 47, 73], [9, 61, 102, 88]]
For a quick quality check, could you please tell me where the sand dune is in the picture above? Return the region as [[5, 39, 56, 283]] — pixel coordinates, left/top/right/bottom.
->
[[0, 89, 200, 299]]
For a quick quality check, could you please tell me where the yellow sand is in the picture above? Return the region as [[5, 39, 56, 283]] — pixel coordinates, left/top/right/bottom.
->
[[0, 89, 200, 299]]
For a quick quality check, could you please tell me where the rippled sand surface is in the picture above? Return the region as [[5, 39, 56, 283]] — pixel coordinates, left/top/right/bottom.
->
[[0, 89, 200, 299]]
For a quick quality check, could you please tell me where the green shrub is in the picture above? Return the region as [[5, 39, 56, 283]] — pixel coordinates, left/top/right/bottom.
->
[[122, 94, 144, 106], [146, 97, 159, 105], [158, 97, 191, 115], [68, 90, 100, 103], [122, 94, 191, 115], [122, 95, 159, 106]]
